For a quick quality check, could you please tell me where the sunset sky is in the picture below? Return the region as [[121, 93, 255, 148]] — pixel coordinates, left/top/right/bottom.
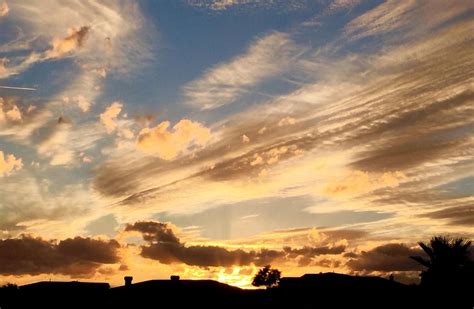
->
[[0, 0, 473, 288]]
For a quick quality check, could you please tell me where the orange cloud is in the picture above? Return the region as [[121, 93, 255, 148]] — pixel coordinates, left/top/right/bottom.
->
[[0, 58, 8, 76], [0, 97, 22, 123], [73, 95, 92, 112], [137, 119, 211, 160], [0, 1, 8, 17], [0, 150, 22, 177], [278, 116, 296, 126], [100, 102, 123, 133], [323, 170, 406, 197], [46, 26, 90, 59]]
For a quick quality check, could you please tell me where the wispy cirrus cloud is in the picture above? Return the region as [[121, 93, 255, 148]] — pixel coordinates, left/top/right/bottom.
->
[[1, 0, 152, 78], [188, 0, 310, 11], [183, 32, 300, 109], [91, 2, 474, 246], [344, 0, 474, 41]]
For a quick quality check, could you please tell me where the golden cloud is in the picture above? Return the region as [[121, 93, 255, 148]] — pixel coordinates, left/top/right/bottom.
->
[[46, 26, 90, 59], [73, 95, 92, 113], [0, 1, 8, 17], [0, 97, 22, 123], [100, 101, 123, 133], [323, 170, 406, 197], [0, 58, 8, 76], [137, 119, 211, 160], [0, 150, 22, 177]]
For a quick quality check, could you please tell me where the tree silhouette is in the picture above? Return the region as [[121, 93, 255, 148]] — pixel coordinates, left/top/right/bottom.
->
[[410, 236, 473, 288], [0, 283, 18, 290], [252, 265, 281, 289]]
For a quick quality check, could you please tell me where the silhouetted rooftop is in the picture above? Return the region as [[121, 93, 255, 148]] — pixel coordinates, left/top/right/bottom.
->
[[20, 281, 110, 290], [280, 272, 406, 289], [113, 278, 242, 293]]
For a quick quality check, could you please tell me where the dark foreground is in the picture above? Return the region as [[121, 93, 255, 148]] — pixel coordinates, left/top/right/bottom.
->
[[1, 273, 472, 309]]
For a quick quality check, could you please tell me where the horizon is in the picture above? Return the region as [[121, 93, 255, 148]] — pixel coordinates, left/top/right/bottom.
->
[[0, 0, 473, 289]]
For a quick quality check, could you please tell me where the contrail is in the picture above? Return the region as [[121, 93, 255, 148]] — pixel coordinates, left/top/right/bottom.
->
[[0, 85, 37, 91]]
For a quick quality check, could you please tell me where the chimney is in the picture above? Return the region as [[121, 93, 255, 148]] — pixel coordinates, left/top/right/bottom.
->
[[124, 276, 133, 287], [170, 275, 180, 281]]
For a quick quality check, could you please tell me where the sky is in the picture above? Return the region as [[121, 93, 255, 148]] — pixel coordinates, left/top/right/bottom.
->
[[0, 0, 473, 288]]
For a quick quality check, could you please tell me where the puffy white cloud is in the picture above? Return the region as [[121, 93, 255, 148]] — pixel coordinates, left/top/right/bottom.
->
[[0, 150, 22, 177], [0, 97, 22, 124], [137, 119, 211, 160]]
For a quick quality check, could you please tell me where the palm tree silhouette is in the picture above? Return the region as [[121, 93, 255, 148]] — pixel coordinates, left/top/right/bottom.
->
[[410, 236, 473, 288]]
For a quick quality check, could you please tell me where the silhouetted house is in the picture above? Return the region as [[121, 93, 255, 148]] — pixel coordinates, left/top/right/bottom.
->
[[14, 281, 110, 309], [275, 273, 412, 308], [279, 273, 406, 291], [110, 276, 245, 308], [20, 281, 110, 292]]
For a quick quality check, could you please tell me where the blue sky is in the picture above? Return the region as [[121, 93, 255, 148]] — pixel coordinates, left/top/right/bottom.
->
[[0, 0, 473, 287]]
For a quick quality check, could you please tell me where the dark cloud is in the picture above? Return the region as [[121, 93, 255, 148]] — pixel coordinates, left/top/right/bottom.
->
[[126, 221, 347, 267], [422, 205, 474, 226], [0, 235, 120, 276], [346, 243, 423, 272], [284, 245, 346, 258]]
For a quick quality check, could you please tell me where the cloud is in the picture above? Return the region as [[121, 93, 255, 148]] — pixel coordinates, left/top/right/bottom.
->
[[278, 116, 296, 126], [0, 1, 8, 17], [125, 221, 261, 267], [46, 26, 90, 59], [183, 32, 299, 109], [137, 119, 211, 160], [0, 58, 7, 76], [126, 221, 347, 267], [328, 0, 363, 12], [422, 205, 474, 227], [346, 243, 423, 272], [37, 117, 74, 166], [0, 97, 22, 124], [188, 0, 310, 11], [344, 1, 474, 40], [100, 102, 123, 134], [53, 0, 474, 261], [0, 235, 120, 276], [323, 171, 406, 197], [192, 0, 261, 10], [284, 245, 346, 257], [0, 175, 93, 232], [1, 1, 153, 78], [72, 95, 92, 113], [0, 150, 22, 177]]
